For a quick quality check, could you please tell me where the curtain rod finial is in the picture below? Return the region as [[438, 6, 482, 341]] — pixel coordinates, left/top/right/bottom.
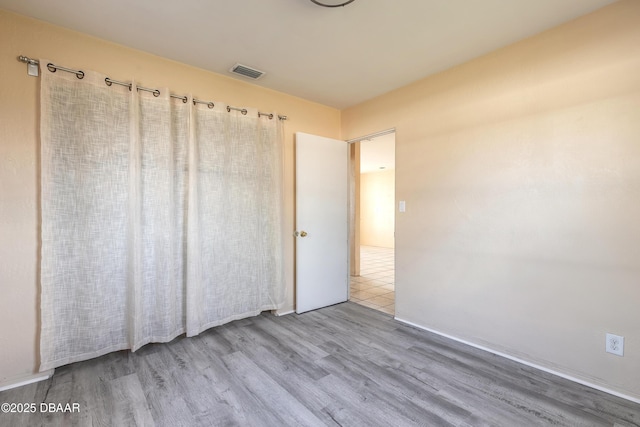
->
[[18, 55, 39, 65]]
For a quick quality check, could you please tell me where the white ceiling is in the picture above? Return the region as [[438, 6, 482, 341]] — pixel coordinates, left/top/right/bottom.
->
[[1, 0, 616, 109], [360, 133, 395, 174]]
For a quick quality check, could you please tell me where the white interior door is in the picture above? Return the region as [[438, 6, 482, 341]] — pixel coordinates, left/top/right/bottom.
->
[[295, 132, 349, 314]]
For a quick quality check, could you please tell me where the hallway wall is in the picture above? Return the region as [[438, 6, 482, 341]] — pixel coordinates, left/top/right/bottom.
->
[[360, 170, 395, 248]]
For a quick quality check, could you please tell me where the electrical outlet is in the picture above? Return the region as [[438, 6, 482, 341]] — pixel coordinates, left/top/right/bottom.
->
[[606, 333, 624, 356]]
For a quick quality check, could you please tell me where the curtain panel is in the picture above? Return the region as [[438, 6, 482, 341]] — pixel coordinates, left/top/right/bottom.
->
[[39, 62, 285, 371]]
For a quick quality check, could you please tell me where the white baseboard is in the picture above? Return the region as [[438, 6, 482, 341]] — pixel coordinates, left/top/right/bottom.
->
[[274, 309, 295, 317], [0, 370, 54, 392], [394, 317, 640, 405]]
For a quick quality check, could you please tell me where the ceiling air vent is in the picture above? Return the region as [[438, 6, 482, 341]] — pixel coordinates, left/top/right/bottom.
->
[[229, 63, 265, 80]]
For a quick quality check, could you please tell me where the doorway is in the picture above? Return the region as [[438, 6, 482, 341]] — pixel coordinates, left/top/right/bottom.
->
[[349, 132, 396, 315]]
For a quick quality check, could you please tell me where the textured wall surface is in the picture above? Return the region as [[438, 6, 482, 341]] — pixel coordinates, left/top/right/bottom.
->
[[0, 9, 340, 386], [342, 0, 640, 400]]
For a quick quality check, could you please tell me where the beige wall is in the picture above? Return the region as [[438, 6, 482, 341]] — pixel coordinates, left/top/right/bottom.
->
[[342, 0, 640, 400], [360, 170, 395, 248], [0, 9, 340, 387]]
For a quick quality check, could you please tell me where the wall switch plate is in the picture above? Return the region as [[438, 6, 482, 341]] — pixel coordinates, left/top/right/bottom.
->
[[399, 200, 406, 212], [606, 333, 624, 356]]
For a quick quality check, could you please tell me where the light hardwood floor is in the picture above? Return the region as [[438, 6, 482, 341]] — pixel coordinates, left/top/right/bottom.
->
[[1, 302, 639, 426]]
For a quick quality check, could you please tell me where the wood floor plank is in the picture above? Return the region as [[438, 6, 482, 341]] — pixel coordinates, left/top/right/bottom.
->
[[244, 344, 337, 419], [221, 351, 325, 426], [182, 338, 272, 425], [316, 353, 455, 426], [132, 350, 197, 426], [109, 374, 155, 427], [316, 373, 424, 427], [1, 302, 639, 426]]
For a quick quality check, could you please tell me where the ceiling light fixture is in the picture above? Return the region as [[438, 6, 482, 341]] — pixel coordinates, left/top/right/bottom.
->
[[310, 0, 356, 7]]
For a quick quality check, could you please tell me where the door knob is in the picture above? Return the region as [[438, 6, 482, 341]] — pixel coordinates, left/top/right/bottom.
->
[[295, 230, 308, 237]]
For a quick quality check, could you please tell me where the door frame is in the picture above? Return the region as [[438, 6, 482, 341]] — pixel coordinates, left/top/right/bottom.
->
[[349, 142, 360, 277], [346, 128, 396, 285]]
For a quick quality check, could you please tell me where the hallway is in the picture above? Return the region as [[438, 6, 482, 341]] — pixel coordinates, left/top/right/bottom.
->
[[349, 246, 395, 315]]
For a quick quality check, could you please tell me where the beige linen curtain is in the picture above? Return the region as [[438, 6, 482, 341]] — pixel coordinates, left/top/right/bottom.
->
[[39, 62, 285, 371]]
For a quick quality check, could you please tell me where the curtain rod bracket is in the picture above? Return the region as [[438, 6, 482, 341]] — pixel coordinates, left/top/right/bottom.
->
[[18, 55, 40, 77]]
